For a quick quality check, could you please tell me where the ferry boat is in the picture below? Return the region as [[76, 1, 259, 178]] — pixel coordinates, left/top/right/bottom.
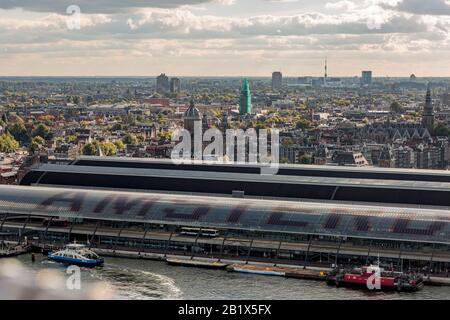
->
[[326, 264, 424, 292], [48, 244, 104, 267]]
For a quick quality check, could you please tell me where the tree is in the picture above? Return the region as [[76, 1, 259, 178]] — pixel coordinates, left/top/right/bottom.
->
[[113, 140, 125, 150], [122, 133, 138, 145], [32, 123, 50, 139], [111, 123, 123, 131], [390, 101, 403, 114], [254, 122, 267, 130], [7, 122, 29, 144], [1, 113, 7, 125], [82, 143, 97, 156], [299, 155, 312, 164], [434, 124, 449, 137], [0, 133, 19, 152], [295, 118, 311, 130], [83, 141, 118, 156], [136, 134, 145, 143], [28, 136, 45, 153], [100, 142, 117, 156]]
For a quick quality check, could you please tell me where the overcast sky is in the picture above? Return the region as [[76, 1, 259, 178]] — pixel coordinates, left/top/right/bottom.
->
[[0, 0, 450, 77]]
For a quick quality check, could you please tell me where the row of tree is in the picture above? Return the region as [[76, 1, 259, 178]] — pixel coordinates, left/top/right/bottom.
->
[[1, 113, 51, 145], [82, 140, 124, 156]]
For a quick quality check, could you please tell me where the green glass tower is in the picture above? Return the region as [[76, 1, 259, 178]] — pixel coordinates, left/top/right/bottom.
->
[[239, 78, 252, 115]]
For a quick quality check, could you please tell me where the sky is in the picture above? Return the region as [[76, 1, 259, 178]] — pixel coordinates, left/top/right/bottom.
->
[[0, 0, 450, 77]]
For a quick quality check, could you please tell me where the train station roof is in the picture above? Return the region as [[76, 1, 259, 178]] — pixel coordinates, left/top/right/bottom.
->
[[20, 164, 450, 207], [1, 185, 449, 244], [72, 156, 450, 182]]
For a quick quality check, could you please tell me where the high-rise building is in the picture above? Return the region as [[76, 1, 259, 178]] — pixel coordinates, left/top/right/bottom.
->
[[239, 78, 252, 115], [422, 84, 435, 132], [170, 77, 181, 93], [156, 73, 170, 93], [272, 71, 282, 90], [361, 71, 372, 86]]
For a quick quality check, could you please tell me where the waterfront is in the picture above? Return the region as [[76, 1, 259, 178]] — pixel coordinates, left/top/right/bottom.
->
[[10, 254, 450, 300]]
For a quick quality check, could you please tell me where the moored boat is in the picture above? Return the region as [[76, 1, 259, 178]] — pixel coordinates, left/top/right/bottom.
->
[[0, 243, 32, 258], [227, 264, 286, 277], [326, 264, 424, 292]]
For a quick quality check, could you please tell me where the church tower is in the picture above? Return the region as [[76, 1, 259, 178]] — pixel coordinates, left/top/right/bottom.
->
[[422, 84, 435, 132], [183, 100, 201, 135], [221, 112, 228, 132], [202, 112, 210, 132], [239, 78, 252, 115]]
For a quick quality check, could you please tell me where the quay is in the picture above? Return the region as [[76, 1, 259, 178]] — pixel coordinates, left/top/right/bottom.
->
[[3, 240, 450, 287]]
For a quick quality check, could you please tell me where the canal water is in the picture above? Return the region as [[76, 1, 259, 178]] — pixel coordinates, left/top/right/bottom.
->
[[10, 254, 450, 300]]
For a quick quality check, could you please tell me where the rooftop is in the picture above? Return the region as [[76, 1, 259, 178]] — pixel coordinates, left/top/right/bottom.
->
[[72, 156, 450, 181], [20, 162, 450, 207], [1, 185, 449, 244]]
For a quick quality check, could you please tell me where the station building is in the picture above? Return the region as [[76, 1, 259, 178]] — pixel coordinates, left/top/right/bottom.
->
[[2, 156, 450, 273]]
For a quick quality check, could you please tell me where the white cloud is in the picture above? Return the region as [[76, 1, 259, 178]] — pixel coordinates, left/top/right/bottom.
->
[[325, 1, 357, 11], [0, 0, 214, 13], [214, 0, 236, 5], [385, 0, 450, 15], [0, 0, 449, 76]]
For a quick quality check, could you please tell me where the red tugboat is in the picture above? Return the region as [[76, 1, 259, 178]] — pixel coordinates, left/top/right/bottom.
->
[[326, 264, 424, 292]]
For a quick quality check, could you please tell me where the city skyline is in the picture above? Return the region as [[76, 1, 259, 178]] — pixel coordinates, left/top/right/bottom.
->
[[0, 0, 450, 76]]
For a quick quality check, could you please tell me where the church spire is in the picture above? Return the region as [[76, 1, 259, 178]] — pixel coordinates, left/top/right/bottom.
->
[[425, 83, 432, 107], [422, 83, 435, 133]]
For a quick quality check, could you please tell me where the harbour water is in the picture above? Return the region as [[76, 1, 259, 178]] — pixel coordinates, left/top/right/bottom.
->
[[11, 254, 450, 300]]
